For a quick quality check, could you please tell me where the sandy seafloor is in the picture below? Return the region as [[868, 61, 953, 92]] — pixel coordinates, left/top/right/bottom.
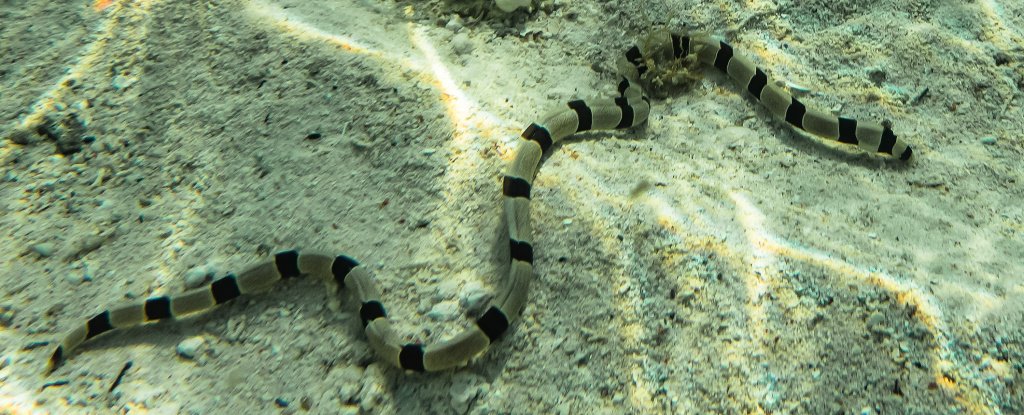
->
[[1, 0, 1023, 413]]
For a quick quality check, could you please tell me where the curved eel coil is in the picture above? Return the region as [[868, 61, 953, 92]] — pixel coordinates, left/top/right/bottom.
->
[[47, 31, 912, 374]]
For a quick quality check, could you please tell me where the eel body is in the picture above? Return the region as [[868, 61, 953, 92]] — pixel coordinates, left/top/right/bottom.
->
[[47, 31, 911, 374]]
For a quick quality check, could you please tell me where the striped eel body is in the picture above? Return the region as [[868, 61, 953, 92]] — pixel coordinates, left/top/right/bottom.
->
[[46, 31, 911, 375], [644, 31, 913, 160]]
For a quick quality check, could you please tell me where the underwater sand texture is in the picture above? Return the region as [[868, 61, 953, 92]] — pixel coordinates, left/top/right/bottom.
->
[[1, 0, 1022, 413]]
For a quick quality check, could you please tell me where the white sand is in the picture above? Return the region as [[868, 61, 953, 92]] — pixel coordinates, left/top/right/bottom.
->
[[1, 0, 1022, 413]]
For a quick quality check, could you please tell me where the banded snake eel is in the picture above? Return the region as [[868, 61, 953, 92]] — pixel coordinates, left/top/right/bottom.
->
[[46, 31, 913, 374]]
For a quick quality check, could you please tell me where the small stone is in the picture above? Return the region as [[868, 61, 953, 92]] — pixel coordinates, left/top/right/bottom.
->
[[336, 366, 364, 403], [721, 126, 757, 149], [111, 74, 136, 90], [629, 181, 653, 199], [459, 281, 489, 313], [176, 336, 205, 359], [866, 67, 886, 85], [866, 312, 888, 335], [761, 390, 780, 411], [358, 364, 387, 412], [495, 0, 530, 12], [71, 234, 107, 259], [449, 374, 484, 413], [427, 301, 459, 321], [224, 366, 248, 388], [445, 15, 464, 33], [64, 272, 89, 285], [6, 127, 35, 145], [980, 136, 997, 145], [786, 81, 811, 95], [0, 304, 15, 327], [434, 280, 460, 301], [676, 290, 696, 304], [30, 243, 55, 258], [451, 33, 473, 56], [184, 265, 215, 289]]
